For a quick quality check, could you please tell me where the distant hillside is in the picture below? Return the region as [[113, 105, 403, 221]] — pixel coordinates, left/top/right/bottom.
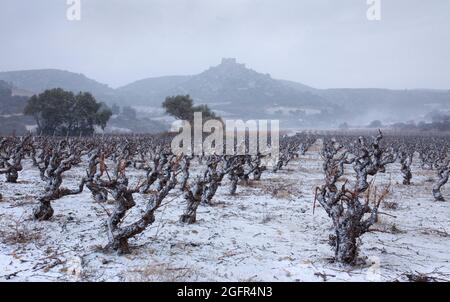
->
[[118, 58, 330, 124], [1, 60, 449, 129], [0, 80, 29, 115], [0, 69, 120, 104], [276, 79, 317, 94], [117, 75, 191, 105], [117, 59, 450, 127], [0, 80, 34, 135], [0, 80, 10, 96], [0, 79, 165, 135], [318, 88, 450, 124]]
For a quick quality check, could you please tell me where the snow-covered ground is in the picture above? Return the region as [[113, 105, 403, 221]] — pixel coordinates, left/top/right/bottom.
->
[[0, 142, 449, 282]]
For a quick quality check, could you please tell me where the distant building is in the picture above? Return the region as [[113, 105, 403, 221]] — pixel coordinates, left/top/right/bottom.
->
[[220, 58, 246, 68]]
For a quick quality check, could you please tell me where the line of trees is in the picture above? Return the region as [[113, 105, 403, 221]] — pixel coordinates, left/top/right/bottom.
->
[[24, 88, 112, 136], [21, 90, 219, 137]]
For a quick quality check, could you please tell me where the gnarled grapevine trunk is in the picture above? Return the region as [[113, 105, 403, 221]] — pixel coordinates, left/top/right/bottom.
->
[[433, 165, 449, 201], [86, 183, 108, 203], [109, 172, 178, 254], [0, 136, 31, 183], [316, 133, 389, 265], [33, 199, 54, 221], [33, 142, 85, 221], [399, 152, 413, 185], [106, 185, 137, 254], [228, 159, 245, 195], [5, 168, 19, 183], [180, 179, 205, 224]]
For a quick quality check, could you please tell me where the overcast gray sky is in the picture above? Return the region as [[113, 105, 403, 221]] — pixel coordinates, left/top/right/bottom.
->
[[0, 0, 449, 89]]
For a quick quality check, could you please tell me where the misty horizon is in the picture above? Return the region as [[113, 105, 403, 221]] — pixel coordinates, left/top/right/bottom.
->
[[1, 57, 449, 91], [1, 0, 449, 90]]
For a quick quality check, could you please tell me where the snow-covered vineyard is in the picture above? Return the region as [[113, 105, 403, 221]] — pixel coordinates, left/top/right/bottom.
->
[[0, 132, 449, 282]]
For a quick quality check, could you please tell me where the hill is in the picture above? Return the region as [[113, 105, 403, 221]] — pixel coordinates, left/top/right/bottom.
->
[[0, 69, 119, 104], [2, 59, 450, 129]]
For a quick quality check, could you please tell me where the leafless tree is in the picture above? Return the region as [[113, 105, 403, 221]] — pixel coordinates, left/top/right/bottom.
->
[[0, 136, 32, 183], [180, 175, 207, 224], [32, 140, 85, 220], [88, 148, 179, 254], [228, 156, 245, 195], [315, 131, 393, 264], [399, 150, 413, 185], [433, 160, 449, 201]]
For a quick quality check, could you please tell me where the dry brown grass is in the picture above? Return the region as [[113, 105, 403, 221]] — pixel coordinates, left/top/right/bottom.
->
[[307, 142, 322, 152], [239, 179, 261, 188], [420, 228, 450, 238], [0, 217, 42, 245], [371, 221, 406, 234], [271, 187, 295, 199], [9, 195, 36, 207], [238, 178, 298, 199], [126, 262, 195, 281], [382, 201, 399, 210], [261, 180, 298, 199]]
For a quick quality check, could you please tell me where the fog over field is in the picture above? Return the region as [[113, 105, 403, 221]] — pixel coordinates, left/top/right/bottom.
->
[[1, 0, 449, 89], [1, 1, 449, 134]]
